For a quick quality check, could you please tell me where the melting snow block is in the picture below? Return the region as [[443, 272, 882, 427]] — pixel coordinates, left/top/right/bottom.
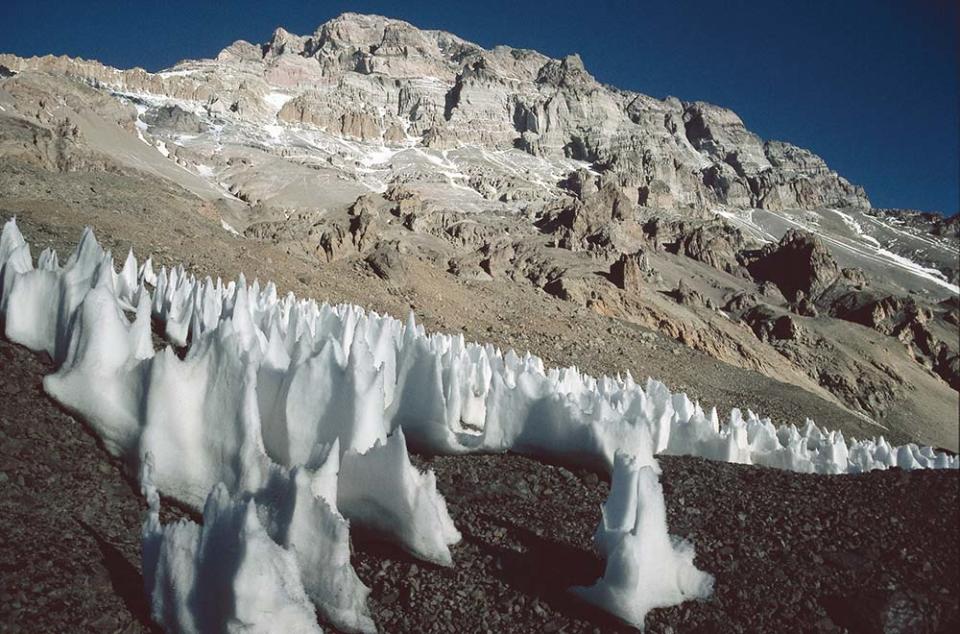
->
[[572, 453, 714, 630], [139, 327, 271, 510], [255, 458, 376, 633], [339, 427, 461, 566], [142, 482, 322, 634], [43, 280, 153, 459]]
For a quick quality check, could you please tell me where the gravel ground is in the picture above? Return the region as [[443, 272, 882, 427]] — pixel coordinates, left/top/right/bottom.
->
[[1, 337, 958, 633]]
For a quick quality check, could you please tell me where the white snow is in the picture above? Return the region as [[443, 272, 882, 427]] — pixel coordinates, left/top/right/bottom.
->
[[830, 208, 880, 247], [131, 103, 152, 145], [872, 247, 959, 294], [1, 217, 957, 632], [156, 68, 200, 78], [142, 476, 324, 634], [264, 91, 295, 113], [194, 163, 214, 178], [264, 123, 284, 141], [357, 145, 401, 168], [573, 453, 714, 629], [714, 207, 776, 243], [220, 219, 241, 236]]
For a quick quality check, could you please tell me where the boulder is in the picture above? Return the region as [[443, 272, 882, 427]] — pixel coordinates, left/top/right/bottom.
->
[[742, 305, 802, 342], [609, 250, 652, 291], [365, 242, 407, 281], [745, 229, 841, 301]]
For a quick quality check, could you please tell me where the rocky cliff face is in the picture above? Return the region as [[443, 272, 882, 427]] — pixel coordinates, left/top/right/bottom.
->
[[0, 12, 868, 215]]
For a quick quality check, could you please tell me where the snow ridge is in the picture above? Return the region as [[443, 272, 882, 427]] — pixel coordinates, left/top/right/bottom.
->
[[0, 218, 956, 631]]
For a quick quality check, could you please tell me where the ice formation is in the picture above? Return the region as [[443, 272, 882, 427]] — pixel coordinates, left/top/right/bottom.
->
[[1, 218, 957, 631], [142, 475, 323, 634], [573, 453, 715, 630]]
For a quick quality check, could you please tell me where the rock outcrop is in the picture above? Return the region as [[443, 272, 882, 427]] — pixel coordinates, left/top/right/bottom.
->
[[745, 229, 841, 301], [609, 250, 653, 291]]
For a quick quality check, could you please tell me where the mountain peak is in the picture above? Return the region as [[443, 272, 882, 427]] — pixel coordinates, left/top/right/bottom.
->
[[0, 11, 871, 215]]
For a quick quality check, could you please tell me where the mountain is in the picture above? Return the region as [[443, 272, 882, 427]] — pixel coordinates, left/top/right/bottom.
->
[[0, 13, 871, 215], [0, 12, 957, 450]]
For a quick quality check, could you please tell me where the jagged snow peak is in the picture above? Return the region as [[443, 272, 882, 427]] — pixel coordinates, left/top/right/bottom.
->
[[141, 473, 323, 634], [1, 218, 957, 631]]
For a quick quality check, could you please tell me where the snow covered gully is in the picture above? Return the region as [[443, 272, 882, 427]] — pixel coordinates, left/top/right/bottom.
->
[[0, 219, 955, 632]]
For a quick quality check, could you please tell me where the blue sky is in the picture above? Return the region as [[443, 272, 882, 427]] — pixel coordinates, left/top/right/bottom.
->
[[3, 0, 957, 214]]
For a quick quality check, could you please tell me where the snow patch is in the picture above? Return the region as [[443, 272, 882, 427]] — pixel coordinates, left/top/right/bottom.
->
[[220, 219, 241, 236], [156, 68, 200, 78], [874, 247, 959, 294], [264, 91, 294, 113], [264, 123, 284, 141]]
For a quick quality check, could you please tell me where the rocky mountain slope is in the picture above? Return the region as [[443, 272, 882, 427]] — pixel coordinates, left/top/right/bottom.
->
[[0, 12, 957, 450]]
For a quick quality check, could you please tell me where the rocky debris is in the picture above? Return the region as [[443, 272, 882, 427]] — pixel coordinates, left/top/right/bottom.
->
[[479, 242, 515, 279], [0, 338, 193, 634], [828, 292, 929, 336], [757, 281, 786, 303], [941, 298, 960, 327], [446, 256, 492, 282], [840, 267, 868, 289], [349, 196, 381, 252], [543, 274, 590, 305], [743, 305, 803, 342], [637, 217, 749, 273], [790, 292, 819, 317], [141, 105, 205, 133], [2, 111, 116, 174], [724, 291, 753, 313], [540, 181, 636, 249], [318, 223, 352, 262], [855, 209, 960, 285], [558, 168, 600, 200], [934, 349, 960, 392], [869, 208, 960, 240], [365, 241, 408, 281], [609, 249, 653, 291], [821, 589, 955, 634], [828, 291, 959, 389], [670, 279, 706, 307], [442, 219, 502, 250], [636, 179, 675, 209], [674, 219, 749, 275], [745, 229, 841, 301]]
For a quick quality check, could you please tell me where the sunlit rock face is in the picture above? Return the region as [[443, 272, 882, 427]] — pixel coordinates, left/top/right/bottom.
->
[[0, 12, 868, 217]]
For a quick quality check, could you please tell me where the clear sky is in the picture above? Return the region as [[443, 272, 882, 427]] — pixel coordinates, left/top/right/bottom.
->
[[3, 0, 957, 214]]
